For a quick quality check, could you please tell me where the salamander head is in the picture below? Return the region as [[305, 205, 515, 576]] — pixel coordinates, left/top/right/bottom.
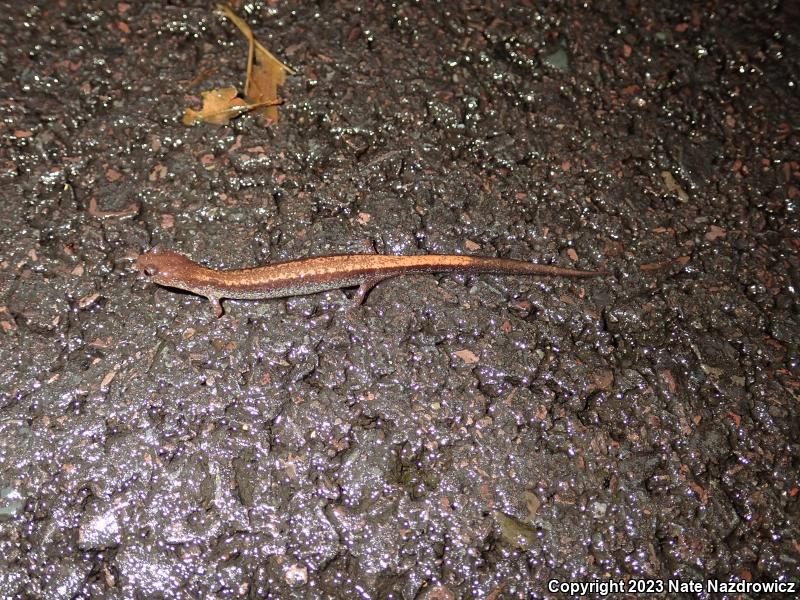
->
[[135, 247, 198, 288]]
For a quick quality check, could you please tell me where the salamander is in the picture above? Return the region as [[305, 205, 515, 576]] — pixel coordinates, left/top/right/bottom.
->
[[135, 247, 608, 317]]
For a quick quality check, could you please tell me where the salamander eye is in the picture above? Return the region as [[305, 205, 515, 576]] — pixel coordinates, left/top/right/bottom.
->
[[144, 266, 157, 276]]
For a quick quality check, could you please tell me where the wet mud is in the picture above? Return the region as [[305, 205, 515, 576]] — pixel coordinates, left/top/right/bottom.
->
[[0, 1, 798, 598]]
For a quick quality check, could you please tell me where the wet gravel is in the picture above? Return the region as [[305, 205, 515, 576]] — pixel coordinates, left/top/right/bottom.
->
[[1, 1, 799, 598]]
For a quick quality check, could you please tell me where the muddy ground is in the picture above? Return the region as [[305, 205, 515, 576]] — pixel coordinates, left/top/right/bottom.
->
[[0, 1, 798, 598]]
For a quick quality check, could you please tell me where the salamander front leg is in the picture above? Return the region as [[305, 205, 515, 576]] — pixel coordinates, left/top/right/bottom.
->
[[208, 296, 224, 318]]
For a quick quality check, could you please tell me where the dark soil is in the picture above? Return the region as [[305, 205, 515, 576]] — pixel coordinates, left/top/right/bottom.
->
[[1, 1, 798, 598]]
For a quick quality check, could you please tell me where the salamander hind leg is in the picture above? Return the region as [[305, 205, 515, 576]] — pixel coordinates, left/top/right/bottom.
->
[[353, 276, 395, 306]]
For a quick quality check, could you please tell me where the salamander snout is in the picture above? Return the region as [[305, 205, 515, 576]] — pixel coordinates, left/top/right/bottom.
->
[[135, 248, 197, 285]]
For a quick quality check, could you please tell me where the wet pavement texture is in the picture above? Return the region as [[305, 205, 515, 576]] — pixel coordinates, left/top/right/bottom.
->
[[1, 1, 799, 598]]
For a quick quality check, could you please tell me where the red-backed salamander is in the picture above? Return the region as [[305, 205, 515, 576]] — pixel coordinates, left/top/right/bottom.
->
[[135, 247, 609, 317]]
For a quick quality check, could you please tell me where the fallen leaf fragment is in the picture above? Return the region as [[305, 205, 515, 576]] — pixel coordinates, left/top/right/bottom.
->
[[494, 511, 537, 549], [100, 368, 118, 390], [566, 248, 579, 261], [660, 170, 689, 203], [454, 349, 479, 364], [689, 480, 708, 504], [464, 239, 480, 251], [725, 411, 742, 428], [248, 45, 290, 123], [88, 197, 140, 219], [182, 86, 279, 126], [217, 4, 294, 122], [639, 255, 691, 272], [78, 293, 101, 309]]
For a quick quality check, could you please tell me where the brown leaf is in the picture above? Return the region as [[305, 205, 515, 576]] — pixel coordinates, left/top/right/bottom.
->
[[689, 480, 708, 504], [566, 248, 579, 261], [88, 197, 140, 219], [725, 411, 742, 428], [248, 46, 290, 122], [100, 368, 118, 390], [217, 4, 294, 123], [454, 349, 479, 364], [660, 170, 689, 202], [640, 255, 691, 272], [182, 87, 248, 126]]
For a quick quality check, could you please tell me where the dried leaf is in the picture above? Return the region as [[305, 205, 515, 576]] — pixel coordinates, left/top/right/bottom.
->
[[454, 349, 479, 364], [217, 4, 294, 122], [182, 87, 248, 126], [88, 197, 140, 219], [182, 86, 280, 126], [248, 45, 290, 122], [493, 511, 537, 549], [660, 170, 689, 202]]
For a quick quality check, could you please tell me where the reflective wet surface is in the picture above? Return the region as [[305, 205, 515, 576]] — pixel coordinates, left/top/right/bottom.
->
[[0, 1, 798, 598]]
